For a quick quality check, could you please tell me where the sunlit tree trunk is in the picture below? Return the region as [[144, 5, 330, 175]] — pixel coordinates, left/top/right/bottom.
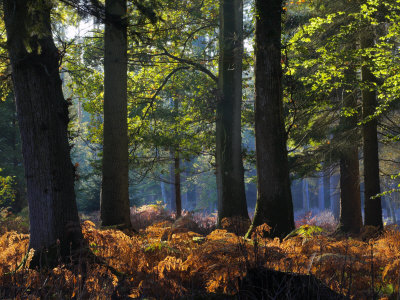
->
[[216, 0, 249, 223], [361, 27, 383, 229], [3, 0, 83, 266], [247, 0, 294, 238], [101, 0, 131, 228]]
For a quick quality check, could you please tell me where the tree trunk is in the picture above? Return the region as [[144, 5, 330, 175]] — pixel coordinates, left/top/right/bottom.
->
[[338, 147, 362, 233], [318, 175, 324, 211], [3, 0, 83, 266], [101, 0, 131, 228], [361, 28, 383, 229], [303, 179, 310, 212], [169, 150, 176, 212], [247, 0, 295, 239], [323, 168, 331, 210], [216, 0, 249, 223], [337, 81, 362, 233], [174, 152, 182, 218], [11, 95, 25, 212], [331, 172, 340, 220]]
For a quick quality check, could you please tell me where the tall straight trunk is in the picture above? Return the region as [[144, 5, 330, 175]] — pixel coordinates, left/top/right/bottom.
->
[[3, 0, 83, 265], [303, 179, 310, 212], [331, 172, 340, 220], [323, 168, 331, 210], [174, 152, 182, 218], [337, 80, 362, 233], [247, 0, 294, 238], [216, 0, 249, 223], [11, 96, 24, 212], [318, 175, 324, 211], [338, 147, 362, 233], [101, 0, 131, 228], [160, 181, 167, 206], [361, 28, 383, 228], [169, 150, 176, 212]]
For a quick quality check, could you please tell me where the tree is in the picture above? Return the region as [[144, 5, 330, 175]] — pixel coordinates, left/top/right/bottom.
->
[[216, 0, 249, 224], [247, 0, 294, 238], [337, 75, 362, 233], [361, 26, 383, 229], [100, 0, 131, 228], [3, 0, 83, 266]]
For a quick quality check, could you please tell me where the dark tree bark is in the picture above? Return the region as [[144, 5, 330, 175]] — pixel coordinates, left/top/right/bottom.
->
[[361, 28, 383, 229], [100, 0, 131, 228], [246, 0, 295, 239], [338, 147, 362, 233], [337, 83, 362, 233], [216, 0, 249, 223], [3, 0, 83, 266]]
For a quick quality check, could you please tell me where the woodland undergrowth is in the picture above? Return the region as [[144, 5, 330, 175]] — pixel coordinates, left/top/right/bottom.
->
[[0, 206, 399, 299]]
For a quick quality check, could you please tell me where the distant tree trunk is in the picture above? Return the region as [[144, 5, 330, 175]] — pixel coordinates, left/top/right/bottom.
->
[[337, 80, 362, 233], [169, 150, 176, 212], [3, 0, 83, 266], [160, 181, 167, 206], [216, 0, 249, 223], [174, 152, 182, 218], [361, 28, 383, 229], [101, 0, 131, 228], [323, 168, 331, 209], [318, 175, 324, 211], [247, 0, 294, 239], [303, 179, 310, 212], [331, 172, 340, 220]]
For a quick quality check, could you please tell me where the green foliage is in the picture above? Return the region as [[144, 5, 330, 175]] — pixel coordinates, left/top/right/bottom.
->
[[0, 170, 15, 207]]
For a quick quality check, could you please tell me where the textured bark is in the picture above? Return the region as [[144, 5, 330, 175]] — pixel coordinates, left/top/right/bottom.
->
[[361, 28, 383, 229], [247, 0, 295, 238], [216, 0, 249, 223], [338, 147, 362, 233], [337, 83, 362, 233], [3, 0, 83, 264], [101, 0, 131, 228]]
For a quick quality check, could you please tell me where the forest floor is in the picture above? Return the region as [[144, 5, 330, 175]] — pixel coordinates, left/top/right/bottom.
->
[[0, 205, 399, 299]]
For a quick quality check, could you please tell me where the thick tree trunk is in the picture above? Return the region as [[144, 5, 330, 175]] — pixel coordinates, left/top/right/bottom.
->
[[338, 147, 362, 233], [11, 96, 25, 212], [216, 0, 249, 223], [361, 28, 383, 229], [337, 83, 362, 233], [247, 0, 294, 238], [101, 0, 131, 228], [174, 152, 182, 218], [3, 0, 83, 265]]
